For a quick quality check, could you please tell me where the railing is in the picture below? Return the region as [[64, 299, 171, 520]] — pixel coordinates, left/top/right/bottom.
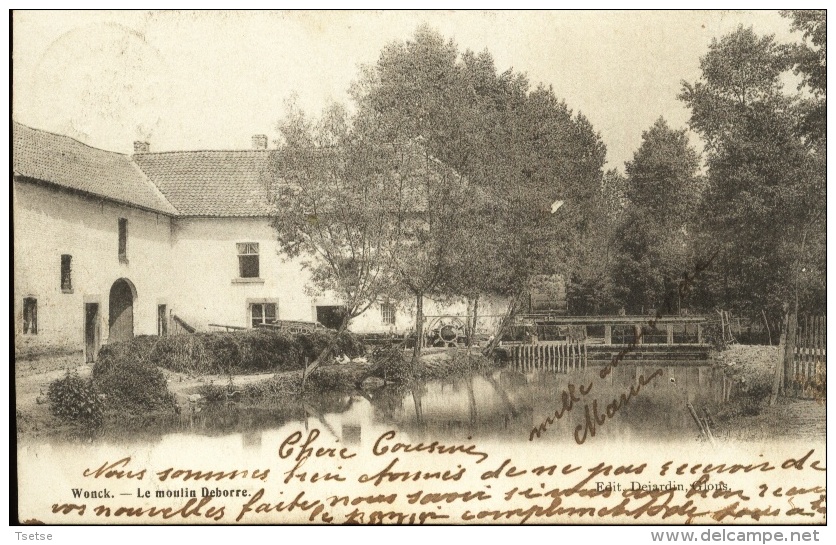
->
[[208, 320, 327, 334], [171, 314, 196, 334], [256, 319, 326, 334], [510, 339, 587, 372], [512, 315, 708, 345], [208, 323, 247, 332]]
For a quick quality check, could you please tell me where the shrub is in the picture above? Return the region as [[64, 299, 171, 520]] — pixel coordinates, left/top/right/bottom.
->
[[93, 356, 175, 413], [102, 330, 366, 376], [197, 382, 230, 405], [198, 333, 245, 374], [94, 335, 160, 376], [241, 330, 302, 372], [47, 371, 103, 427], [371, 346, 417, 384], [149, 335, 210, 375]]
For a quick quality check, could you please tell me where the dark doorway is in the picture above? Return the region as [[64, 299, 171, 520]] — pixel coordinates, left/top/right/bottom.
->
[[109, 279, 135, 343], [316, 305, 347, 330], [85, 303, 101, 363]]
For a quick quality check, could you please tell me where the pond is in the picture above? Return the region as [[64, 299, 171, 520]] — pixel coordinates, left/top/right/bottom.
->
[[19, 362, 734, 452], [25, 361, 824, 525]]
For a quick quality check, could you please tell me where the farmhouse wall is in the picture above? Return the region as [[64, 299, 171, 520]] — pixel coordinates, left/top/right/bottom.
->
[[168, 217, 317, 329], [13, 180, 174, 354]]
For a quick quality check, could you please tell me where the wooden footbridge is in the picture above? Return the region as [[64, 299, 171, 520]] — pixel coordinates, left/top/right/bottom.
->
[[503, 315, 712, 370]]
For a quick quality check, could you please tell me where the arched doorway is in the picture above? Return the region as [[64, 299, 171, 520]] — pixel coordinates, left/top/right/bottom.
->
[[109, 278, 136, 343]]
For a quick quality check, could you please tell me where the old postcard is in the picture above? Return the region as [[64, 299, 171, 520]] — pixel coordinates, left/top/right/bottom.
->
[[12, 10, 826, 525]]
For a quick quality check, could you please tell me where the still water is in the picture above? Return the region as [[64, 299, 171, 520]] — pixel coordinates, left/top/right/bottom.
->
[[25, 362, 734, 449], [17, 361, 742, 524]]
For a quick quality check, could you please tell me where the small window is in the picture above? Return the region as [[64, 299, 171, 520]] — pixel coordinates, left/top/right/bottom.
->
[[380, 301, 396, 326], [23, 297, 37, 334], [157, 305, 168, 336], [61, 254, 73, 292], [250, 303, 276, 328], [237, 242, 260, 278], [118, 218, 128, 263]]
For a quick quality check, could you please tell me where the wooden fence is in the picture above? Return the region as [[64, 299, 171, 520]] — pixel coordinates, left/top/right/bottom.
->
[[783, 314, 826, 399], [510, 340, 587, 373]]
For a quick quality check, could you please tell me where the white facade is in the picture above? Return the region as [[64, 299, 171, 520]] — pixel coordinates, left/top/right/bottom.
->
[[13, 180, 174, 357], [170, 217, 324, 329], [160, 216, 510, 334], [12, 122, 512, 360]]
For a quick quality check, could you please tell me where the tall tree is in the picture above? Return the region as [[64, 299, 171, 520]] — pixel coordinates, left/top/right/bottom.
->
[[680, 24, 826, 318], [613, 118, 702, 314], [271, 100, 400, 386], [567, 168, 626, 315], [783, 10, 826, 144], [350, 26, 606, 353]]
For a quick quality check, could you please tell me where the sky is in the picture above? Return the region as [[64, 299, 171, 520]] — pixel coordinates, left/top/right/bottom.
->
[[12, 10, 802, 170]]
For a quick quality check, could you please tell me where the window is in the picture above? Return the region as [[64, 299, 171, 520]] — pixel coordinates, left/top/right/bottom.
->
[[237, 242, 260, 278], [380, 301, 396, 326], [250, 303, 276, 328], [118, 218, 128, 263], [23, 298, 37, 334], [157, 305, 168, 336], [60, 254, 72, 292]]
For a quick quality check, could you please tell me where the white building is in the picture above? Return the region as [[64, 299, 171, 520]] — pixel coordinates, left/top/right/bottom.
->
[[13, 122, 509, 362]]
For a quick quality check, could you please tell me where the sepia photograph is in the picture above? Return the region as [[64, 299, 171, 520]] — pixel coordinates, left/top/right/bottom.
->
[[11, 9, 826, 526]]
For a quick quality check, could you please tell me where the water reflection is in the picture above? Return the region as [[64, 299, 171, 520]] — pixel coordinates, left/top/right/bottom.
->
[[360, 363, 733, 445], [27, 363, 734, 448]]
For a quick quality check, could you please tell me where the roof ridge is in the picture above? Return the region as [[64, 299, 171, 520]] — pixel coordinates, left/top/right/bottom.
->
[[127, 159, 181, 215], [13, 120, 130, 157]]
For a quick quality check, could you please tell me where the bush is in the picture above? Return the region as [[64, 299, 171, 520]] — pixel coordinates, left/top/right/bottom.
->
[[149, 335, 210, 374], [103, 330, 366, 376], [371, 346, 417, 383], [93, 336, 161, 376], [47, 371, 103, 427], [240, 330, 302, 372], [93, 353, 175, 413]]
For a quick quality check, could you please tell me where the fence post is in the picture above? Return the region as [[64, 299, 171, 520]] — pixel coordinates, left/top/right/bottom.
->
[[770, 310, 789, 405], [787, 312, 798, 396]]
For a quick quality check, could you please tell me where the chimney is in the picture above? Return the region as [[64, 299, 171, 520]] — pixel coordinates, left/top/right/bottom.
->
[[252, 134, 268, 150], [133, 141, 150, 154]]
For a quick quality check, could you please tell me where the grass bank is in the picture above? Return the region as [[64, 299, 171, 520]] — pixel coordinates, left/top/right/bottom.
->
[[17, 338, 496, 438]]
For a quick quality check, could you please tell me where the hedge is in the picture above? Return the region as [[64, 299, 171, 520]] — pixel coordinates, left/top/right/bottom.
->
[[95, 329, 365, 376]]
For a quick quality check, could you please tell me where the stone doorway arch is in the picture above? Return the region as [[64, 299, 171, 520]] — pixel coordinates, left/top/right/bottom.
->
[[108, 278, 137, 343]]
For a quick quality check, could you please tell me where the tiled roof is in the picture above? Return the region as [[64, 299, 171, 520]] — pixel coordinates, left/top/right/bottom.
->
[[133, 151, 277, 217], [12, 122, 178, 215]]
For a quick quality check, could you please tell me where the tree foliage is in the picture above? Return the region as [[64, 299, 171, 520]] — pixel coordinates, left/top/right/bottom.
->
[[272, 26, 607, 357], [612, 118, 703, 313], [349, 26, 606, 348], [271, 99, 403, 381], [270, 17, 825, 353], [679, 22, 825, 318]]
